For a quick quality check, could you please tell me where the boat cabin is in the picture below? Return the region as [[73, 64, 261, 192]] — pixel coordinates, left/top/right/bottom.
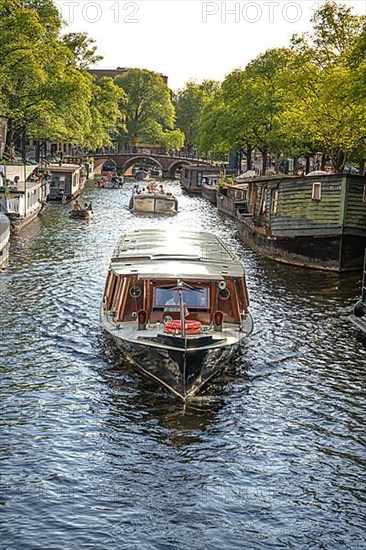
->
[[181, 165, 236, 194], [48, 164, 84, 201], [102, 229, 249, 328], [217, 181, 248, 217], [0, 165, 50, 226], [202, 174, 220, 205], [237, 173, 366, 271]]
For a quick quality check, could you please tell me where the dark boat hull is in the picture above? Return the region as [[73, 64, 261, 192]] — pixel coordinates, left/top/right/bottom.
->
[[112, 335, 239, 400], [238, 216, 366, 271], [202, 186, 217, 205]]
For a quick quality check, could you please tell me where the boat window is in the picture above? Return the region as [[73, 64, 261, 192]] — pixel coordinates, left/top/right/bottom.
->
[[312, 182, 322, 200], [153, 287, 210, 309]]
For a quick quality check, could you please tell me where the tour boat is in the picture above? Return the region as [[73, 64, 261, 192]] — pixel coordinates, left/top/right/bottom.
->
[[129, 192, 178, 215], [100, 229, 253, 400], [350, 250, 366, 335], [0, 212, 10, 268]]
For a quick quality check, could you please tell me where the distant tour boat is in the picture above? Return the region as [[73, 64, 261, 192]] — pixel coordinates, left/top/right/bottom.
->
[[129, 190, 178, 215], [101, 229, 253, 400]]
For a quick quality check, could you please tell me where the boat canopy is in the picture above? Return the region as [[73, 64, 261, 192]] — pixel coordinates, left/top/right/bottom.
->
[[111, 229, 245, 279]]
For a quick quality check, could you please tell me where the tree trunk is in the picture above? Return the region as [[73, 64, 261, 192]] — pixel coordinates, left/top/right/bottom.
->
[[359, 158, 365, 176], [4, 118, 15, 161], [21, 130, 27, 163], [246, 145, 253, 171], [305, 155, 310, 174], [261, 150, 268, 175], [35, 140, 40, 162], [321, 154, 327, 171], [332, 150, 346, 173]]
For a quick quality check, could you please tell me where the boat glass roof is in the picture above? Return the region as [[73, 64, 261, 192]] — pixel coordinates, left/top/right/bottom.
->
[[111, 229, 244, 279]]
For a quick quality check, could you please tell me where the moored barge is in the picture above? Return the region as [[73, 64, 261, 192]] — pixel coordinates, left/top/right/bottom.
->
[[237, 173, 366, 271]]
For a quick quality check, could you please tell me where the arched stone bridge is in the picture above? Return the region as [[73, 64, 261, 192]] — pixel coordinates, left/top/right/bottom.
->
[[93, 153, 212, 179]]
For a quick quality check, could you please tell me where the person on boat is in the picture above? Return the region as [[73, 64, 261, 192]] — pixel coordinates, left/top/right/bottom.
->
[[73, 199, 81, 210], [159, 184, 165, 194], [164, 292, 179, 310]]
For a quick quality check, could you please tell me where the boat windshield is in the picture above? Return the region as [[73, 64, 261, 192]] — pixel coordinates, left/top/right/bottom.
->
[[153, 287, 210, 309]]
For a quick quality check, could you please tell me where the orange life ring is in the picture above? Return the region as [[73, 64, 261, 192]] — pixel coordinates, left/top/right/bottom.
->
[[164, 320, 202, 335]]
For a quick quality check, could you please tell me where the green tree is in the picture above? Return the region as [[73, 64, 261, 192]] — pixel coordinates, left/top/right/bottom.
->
[[86, 77, 124, 149], [289, 0, 366, 171], [115, 69, 179, 150], [174, 79, 220, 155], [62, 32, 103, 70]]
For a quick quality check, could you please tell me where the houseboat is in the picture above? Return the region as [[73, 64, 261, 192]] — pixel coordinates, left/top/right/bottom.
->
[[0, 165, 50, 228], [101, 229, 253, 400], [0, 212, 10, 268], [350, 251, 366, 335], [202, 174, 219, 205], [237, 173, 366, 271], [48, 164, 85, 201], [217, 180, 248, 217]]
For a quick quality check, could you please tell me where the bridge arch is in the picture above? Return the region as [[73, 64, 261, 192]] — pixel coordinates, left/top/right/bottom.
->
[[167, 160, 195, 179], [121, 155, 163, 176]]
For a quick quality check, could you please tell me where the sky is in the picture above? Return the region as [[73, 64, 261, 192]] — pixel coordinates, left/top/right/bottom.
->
[[56, 0, 366, 90]]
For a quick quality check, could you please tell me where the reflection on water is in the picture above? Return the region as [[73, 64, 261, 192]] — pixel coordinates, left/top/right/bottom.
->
[[1, 181, 365, 548]]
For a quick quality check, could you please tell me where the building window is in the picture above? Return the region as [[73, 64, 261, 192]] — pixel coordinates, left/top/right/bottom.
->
[[363, 185, 366, 202], [312, 182, 322, 201], [271, 190, 278, 214]]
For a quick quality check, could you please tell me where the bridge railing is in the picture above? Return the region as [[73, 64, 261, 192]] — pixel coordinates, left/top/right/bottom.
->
[[91, 148, 212, 163]]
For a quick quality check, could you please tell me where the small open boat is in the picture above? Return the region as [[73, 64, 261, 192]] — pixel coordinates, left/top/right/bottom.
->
[[129, 192, 178, 215], [100, 229, 253, 400], [69, 205, 93, 220]]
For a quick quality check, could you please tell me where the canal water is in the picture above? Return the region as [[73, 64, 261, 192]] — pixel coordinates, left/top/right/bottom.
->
[[1, 181, 365, 549]]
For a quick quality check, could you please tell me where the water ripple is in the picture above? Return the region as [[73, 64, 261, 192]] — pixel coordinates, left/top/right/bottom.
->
[[1, 181, 365, 549]]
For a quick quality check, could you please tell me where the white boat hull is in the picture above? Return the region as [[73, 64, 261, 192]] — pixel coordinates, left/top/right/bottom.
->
[[131, 194, 177, 215]]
